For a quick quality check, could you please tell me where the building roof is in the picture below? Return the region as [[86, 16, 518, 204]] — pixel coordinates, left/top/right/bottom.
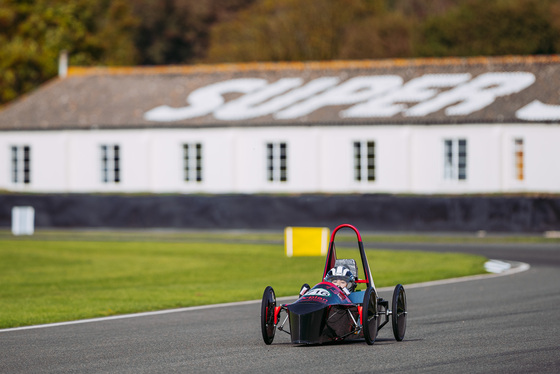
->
[[1, 55, 560, 131]]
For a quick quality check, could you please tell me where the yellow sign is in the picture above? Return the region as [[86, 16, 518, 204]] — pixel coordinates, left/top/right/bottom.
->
[[284, 227, 330, 257]]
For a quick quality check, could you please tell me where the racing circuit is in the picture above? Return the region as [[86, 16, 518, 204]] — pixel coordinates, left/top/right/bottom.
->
[[1, 240, 559, 373]]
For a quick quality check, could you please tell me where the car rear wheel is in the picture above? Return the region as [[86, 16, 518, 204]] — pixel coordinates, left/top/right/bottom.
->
[[362, 287, 378, 345], [260, 286, 276, 345], [391, 284, 407, 341]]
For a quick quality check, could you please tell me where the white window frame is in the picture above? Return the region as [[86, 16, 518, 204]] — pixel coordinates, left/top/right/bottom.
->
[[11, 145, 31, 184], [266, 142, 287, 182], [101, 144, 120, 184], [443, 138, 467, 181], [353, 140, 376, 182], [514, 138, 524, 181], [183, 143, 203, 183]]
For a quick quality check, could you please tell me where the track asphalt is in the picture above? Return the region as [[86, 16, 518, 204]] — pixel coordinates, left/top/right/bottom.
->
[[0, 242, 558, 373]]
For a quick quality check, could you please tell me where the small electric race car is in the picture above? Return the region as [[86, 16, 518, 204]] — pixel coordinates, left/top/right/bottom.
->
[[261, 223, 407, 345]]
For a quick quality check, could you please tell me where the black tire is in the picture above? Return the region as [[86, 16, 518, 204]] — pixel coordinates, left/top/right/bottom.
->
[[362, 287, 378, 345], [391, 284, 407, 341], [260, 286, 276, 345]]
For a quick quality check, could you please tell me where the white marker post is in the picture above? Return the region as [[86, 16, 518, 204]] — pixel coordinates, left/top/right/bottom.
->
[[11, 206, 35, 236]]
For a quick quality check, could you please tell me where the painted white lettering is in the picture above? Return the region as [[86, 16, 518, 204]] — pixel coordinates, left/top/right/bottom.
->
[[275, 75, 403, 119], [143, 72, 539, 122], [405, 72, 536, 116], [214, 77, 340, 120], [343, 74, 471, 118], [516, 100, 560, 121], [143, 78, 267, 122], [305, 289, 330, 297]]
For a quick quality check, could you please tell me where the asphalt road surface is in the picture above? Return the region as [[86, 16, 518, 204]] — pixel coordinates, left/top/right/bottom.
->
[[1, 243, 559, 373]]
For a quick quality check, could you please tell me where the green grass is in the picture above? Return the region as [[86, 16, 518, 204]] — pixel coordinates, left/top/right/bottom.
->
[[1, 228, 558, 244], [0, 232, 489, 329]]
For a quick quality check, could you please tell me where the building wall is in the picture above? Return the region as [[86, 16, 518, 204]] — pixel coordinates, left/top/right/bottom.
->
[[1, 124, 559, 194]]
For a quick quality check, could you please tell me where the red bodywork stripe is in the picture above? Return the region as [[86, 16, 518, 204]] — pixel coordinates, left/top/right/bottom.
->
[[357, 306, 363, 325], [274, 306, 282, 325]]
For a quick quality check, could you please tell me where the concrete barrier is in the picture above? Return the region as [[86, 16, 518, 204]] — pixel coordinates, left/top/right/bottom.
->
[[0, 193, 558, 233]]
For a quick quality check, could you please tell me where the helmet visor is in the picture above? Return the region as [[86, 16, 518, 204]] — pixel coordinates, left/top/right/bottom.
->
[[325, 275, 351, 283]]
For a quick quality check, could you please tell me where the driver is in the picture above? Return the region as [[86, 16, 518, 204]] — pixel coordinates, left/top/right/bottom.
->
[[324, 265, 356, 294]]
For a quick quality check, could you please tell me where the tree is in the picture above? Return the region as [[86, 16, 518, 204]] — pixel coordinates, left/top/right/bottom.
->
[[205, 0, 377, 62], [0, 0, 138, 105], [416, 0, 559, 57], [2, 0, 560, 106], [130, 0, 255, 65], [339, 10, 413, 59]]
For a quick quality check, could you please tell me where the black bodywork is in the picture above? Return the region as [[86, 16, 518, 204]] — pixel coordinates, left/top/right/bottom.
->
[[288, 282, 359, 344]]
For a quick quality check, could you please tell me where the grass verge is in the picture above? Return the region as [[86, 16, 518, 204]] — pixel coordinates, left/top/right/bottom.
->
[[0, 233, 488, 329]]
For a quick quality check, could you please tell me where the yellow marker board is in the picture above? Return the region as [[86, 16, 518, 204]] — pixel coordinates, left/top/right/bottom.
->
[[284, 227, 330, 257]]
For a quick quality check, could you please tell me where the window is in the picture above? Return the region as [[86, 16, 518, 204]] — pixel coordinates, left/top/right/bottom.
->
[[267, 142, 287, 182], [514, 138, 524, 181], [101, 144, 120, 183], [183, 143, 203, 182], [11, 145, 31, 184], [443, 139, 467, 180], [353, 141, 375, 182]]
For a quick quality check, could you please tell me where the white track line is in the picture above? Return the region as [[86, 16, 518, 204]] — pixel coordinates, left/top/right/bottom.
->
[[0, 260, 529, 333], [402, 260, 530, 290]]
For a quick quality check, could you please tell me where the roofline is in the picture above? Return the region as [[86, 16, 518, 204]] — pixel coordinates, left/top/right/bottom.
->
[[67, 55, 560, 77], [3, 119, 557, 132]]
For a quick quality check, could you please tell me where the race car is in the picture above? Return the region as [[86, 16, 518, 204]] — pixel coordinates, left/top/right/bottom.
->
[[260, 223, 407, 345]]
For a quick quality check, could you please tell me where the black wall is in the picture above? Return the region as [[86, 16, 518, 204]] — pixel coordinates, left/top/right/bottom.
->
[[1, 193, 559, 232]]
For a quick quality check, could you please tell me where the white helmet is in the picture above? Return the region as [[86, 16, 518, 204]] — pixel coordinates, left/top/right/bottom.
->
[[324, 265, 356, 292]]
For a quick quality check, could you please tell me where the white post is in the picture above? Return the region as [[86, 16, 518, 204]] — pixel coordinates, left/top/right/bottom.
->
[[11, 206, 35, 235]]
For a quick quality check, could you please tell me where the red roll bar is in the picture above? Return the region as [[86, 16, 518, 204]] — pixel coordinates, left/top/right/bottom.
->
[[322, 224, 375, 291]]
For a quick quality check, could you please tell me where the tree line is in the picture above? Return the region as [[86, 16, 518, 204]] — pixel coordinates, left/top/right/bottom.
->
[[1, 0, 559, 106]]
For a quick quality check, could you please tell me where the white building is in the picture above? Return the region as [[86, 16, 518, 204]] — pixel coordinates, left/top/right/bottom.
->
[[1, 56, 559, 195]]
